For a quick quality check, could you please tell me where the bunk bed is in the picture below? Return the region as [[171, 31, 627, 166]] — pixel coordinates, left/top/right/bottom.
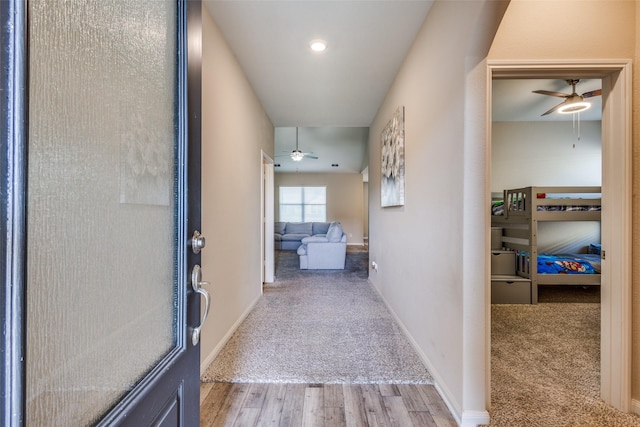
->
[[491, 186, 601, 304]]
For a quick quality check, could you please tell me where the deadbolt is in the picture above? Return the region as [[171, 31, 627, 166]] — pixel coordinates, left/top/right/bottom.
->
[[190, 230, 206, 254]]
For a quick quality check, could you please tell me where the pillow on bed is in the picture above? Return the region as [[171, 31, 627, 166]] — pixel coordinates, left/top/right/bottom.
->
[[326, 221, 343, 242]]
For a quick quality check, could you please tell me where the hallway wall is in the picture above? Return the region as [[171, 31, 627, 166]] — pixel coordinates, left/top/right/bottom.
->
[[367, 1, 507, 423], [200, 8, 274, 369]]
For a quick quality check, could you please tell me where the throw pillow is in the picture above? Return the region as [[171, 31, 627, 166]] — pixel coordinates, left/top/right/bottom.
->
[[325, 221, 343, 242], [312, 222, 331, 235], [274, 222, 286, 235]]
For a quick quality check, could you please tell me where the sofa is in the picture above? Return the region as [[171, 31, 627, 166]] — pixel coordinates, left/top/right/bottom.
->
[[274, 221, 333, 251], [297, 221, 347, 270]]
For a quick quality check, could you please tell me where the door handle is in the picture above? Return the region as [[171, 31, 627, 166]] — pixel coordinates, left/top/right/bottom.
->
[[190, 264, 210, 346]]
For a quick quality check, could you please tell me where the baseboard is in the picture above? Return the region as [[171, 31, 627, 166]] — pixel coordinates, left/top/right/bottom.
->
[[347, 242, 365, 246], [461, 410, 490, 426], [368, 280, 463, 425], [632, 398, 640, 416], [200, 294, 261, 376]]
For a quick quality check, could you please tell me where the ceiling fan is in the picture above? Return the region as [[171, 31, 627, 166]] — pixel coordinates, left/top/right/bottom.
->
[[533, 79, 602, 116], [277, 128, 318, 162]]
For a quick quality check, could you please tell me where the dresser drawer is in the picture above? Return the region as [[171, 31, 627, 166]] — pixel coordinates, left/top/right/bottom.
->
[[491, 275, 531, 304], [491, 250, 516, 275]]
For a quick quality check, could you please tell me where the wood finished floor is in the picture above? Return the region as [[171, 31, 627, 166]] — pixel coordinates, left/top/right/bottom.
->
[[200, 382, 457, 427]]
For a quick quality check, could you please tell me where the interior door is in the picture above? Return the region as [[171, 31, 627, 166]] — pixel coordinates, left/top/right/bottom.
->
[[1, 1, 204, 425]]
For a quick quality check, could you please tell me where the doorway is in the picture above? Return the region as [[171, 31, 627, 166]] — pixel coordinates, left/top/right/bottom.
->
[[262, 151, 275, 284], [487, 60, 632, 412]]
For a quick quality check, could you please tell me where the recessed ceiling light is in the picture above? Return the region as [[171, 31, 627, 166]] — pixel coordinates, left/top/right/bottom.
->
[[310, 39, 327, 52]]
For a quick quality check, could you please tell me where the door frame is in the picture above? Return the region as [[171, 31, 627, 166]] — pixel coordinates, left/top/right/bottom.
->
[[486, 59, 633, 412], [1, 0, 27, 423], [261, 151, 275, 284]]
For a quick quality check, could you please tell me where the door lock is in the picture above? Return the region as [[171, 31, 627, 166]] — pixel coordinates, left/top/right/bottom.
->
[[190, 230, 206, 254]]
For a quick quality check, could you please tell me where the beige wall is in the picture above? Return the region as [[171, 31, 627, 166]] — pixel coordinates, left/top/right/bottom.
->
[[368, 1, 507, 422], [489, 1, 636, 59], [274, 173, 365, 245], [200, 8, 274, 369], [488, 0, 639, 410]]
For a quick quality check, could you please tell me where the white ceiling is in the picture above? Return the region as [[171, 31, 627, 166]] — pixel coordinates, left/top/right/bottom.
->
[[203, 0, 434, 127], [203, 2, 603, 173], [203, 0, 433, 174]]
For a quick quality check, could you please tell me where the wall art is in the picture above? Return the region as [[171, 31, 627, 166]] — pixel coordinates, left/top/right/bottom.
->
[[381, 106, 405, 207]]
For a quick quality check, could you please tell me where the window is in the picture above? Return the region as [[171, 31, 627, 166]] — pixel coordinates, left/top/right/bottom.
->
[[279, 186, 326, 222]]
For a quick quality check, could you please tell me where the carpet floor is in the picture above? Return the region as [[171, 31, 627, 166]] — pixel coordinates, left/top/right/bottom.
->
[[491, 296, 640, 426], [201, 247, 433, 385]]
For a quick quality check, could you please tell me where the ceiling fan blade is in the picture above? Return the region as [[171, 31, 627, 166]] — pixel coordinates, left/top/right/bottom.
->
[[532, 89, 570, 98], [541, 101, 566, 116], [304, 155, 318, 160], [581, 89, 602, 98]]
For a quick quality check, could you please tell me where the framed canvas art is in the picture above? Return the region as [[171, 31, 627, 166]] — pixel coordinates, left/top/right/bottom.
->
[[381, 106, 405, 207]]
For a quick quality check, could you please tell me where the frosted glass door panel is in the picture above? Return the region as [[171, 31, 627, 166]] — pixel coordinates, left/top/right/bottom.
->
[[26, 1, 178, 425]]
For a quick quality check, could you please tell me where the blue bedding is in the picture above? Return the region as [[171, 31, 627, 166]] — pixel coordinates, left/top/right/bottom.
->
[[537, 254, 601, 274]]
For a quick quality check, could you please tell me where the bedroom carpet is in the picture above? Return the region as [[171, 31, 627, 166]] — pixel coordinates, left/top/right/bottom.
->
[[490, 302, 640, 426], [201, 247, 433, 385]]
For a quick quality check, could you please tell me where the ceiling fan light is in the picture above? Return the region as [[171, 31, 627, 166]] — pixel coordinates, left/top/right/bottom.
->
[[290, 150, 304, 161], [557, 101, 591, 114]]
